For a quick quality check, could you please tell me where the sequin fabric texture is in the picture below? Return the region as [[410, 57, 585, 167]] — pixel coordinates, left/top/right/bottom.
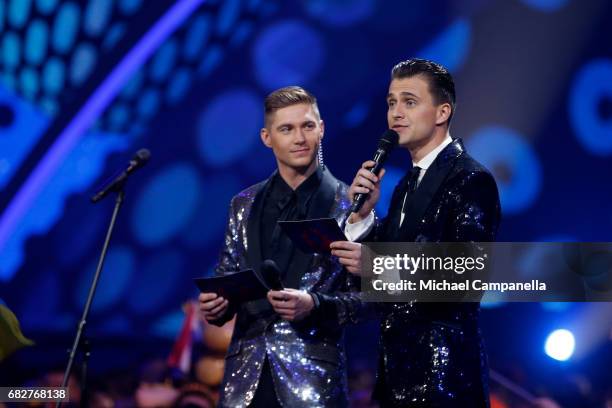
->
[[373, 139, 501, 408], [211, 169, 363, 408]]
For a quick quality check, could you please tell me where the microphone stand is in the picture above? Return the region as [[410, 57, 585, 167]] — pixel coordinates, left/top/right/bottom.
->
[[58, 187, 126, 408]]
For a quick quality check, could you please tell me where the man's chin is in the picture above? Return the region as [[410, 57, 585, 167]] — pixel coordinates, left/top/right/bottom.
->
[[398, 137, 415, 148], [288, 158, 317, 172]]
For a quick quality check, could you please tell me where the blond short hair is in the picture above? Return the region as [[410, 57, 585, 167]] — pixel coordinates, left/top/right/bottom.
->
[[264, 86, 320, 127]]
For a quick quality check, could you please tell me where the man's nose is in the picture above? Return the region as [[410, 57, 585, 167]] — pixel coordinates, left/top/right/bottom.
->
[[391, 106, 404, 119], [295, 130, 306, 143]]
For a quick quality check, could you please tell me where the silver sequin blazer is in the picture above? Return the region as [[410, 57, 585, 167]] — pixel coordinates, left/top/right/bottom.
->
[[210, 167, 365, 408]]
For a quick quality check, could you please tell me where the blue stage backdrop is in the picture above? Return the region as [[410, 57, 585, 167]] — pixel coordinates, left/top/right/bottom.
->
[[0, 0, 611, 394]]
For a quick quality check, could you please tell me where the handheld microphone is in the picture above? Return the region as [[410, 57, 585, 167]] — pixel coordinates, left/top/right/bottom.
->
[[91, 148, 151, 203], [261, 259, 284, 290], [350, 130, 399, 213]]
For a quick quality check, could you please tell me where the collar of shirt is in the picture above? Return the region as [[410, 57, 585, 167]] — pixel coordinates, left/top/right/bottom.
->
[[270, 165, 323, 212], [399, 135, 453, 226], [413, 134, 453, 172]]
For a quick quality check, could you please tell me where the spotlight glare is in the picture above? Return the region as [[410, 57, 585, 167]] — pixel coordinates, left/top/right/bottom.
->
[[544, 329, 575, 361]]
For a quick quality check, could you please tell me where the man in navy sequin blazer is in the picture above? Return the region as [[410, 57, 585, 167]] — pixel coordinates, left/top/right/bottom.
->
[[332, 59, 501, 407]]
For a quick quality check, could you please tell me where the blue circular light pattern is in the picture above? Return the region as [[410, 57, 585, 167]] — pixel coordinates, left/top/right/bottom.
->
[[39, 97, 57, 116], [198, 45, 224, 76], [183, 15, 210, 61], [108, 103, 129, 131], [230, 21, 253, 47], [8, 0, 32, 29], [70, 43, 97, 85], [304, 0, 375, 27], [569, 59, 612, 156], [24, 19, 48, 65], [0, 75, 16, 91], [197, 88, 260, 167], [19, 67, 39, 98], [103, 23, 125, 50], [84, 0, 112, 36], [152, 310, 187, 339], [544, 329, 575, 361], [150, 40, 178, 82], [216, 0, 241, 36], [42, 57, 65, 93], [480, 298, 505, 309], [418, 19, 471, 73], [343, 101, 370, 128], [166, 68, 192, 104], [75, 246, 136, 313], [52, 2, 80, 54], [541, 302, 572, 312], [132, 162, 203, 246], [375, 165, 405, 218], [137, 88, 160, 118], [118, 0, 142, 15], [520, 0, 568, 12], [517, 242, 565, 280], [181, 172, 242, 248], [466, 125, 542, 215], [36, 0, 59, 15], [252, 20, 325, 90], [127, 249, 184, 314], [2, 32, 21, 70], [521, 236, 578, 290]]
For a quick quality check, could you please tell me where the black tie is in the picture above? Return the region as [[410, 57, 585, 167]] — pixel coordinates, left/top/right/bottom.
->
[[401, 166, 421, 221], [407, 166, 421, 193]]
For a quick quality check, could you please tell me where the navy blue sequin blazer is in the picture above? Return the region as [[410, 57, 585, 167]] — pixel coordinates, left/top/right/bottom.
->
[[372, 138, 501, 408]]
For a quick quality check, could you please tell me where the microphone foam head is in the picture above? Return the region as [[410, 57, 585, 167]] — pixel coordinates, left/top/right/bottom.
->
[[133, 148, 151, 164], [379, 129, 399, 150]]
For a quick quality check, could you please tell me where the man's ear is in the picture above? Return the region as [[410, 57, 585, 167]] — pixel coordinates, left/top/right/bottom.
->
[[436, 103, 452, 126], [260, 127, 272, 148], [319, 119, 325, 140]]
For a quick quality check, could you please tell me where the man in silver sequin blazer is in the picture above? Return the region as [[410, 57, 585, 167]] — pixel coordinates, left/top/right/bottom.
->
[[198, 86, 363, 408]]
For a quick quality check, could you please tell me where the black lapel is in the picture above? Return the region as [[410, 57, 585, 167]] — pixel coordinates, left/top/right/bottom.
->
[[286, 166, 338, 288], [398, 138, 465, 241], [246, 172, 276, 275], [306, 166, 338, 220]]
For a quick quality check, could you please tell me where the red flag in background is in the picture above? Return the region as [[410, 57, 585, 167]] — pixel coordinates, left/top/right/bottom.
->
[[167, 302, 202, 375]]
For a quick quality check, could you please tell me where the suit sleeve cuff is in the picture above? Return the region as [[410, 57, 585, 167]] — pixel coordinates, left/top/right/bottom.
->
[[309, 291, 321, 309]]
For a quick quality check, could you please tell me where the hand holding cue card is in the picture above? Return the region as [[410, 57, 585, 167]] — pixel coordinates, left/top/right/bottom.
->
[[278, 217, 347, 254], [194, 269, 270, 305]]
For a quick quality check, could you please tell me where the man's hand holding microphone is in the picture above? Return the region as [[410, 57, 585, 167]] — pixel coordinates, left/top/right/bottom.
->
[[331, 130, 399, 276]]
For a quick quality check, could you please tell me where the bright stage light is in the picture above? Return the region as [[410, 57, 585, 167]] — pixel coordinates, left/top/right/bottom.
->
[[544, 329, 575, 361]]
